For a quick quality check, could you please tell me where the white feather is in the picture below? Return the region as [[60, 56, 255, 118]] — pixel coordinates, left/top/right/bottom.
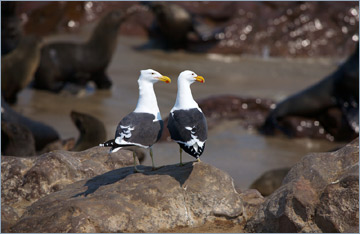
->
[[133, 70, 163, 121], [111, 147, 122, 153], [171, 71, 201, 112]]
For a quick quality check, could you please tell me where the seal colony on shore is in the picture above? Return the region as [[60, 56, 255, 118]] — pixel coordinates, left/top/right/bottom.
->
[[33, 10, 126, 92], [167, 70, 208, 165], [1, 35, 42, 104], [100, 69, 171, 172]]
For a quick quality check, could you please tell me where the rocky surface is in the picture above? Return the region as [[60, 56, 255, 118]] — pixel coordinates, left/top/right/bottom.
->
[[245, 139, 359, 233], [238, 189, 265, 224], [3, 140, 358, 232], [1, 205, 19, 233], [10, 161, 243, 233], [1, 146, 136, 230], [250, 167, 290, 196]]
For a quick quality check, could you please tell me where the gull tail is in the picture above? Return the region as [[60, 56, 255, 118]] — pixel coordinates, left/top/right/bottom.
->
[[99, 139, 122, 153], [100, 139, 134, 153]]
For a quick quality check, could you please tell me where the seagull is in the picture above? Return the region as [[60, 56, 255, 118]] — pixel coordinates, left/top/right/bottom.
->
[[100, 69, 171, 172], [167, 70, 208, 165]]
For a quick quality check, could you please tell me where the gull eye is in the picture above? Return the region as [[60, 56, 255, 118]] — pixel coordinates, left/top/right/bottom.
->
[[151, 72, 155, 75], [192, 73, 194, 76]]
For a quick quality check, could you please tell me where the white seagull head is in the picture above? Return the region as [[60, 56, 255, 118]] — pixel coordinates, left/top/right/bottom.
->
[[178, 70, 205, 85], [139, 69, 171, 84]]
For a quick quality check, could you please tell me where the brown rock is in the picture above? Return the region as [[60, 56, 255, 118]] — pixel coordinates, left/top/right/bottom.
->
[[10, 162, 243, 233], [239, 189, 265, 222], [245, 139, 359, 232], [1, 205, 19, 233], [314, 168, 359, 232], [250, 167, 290, 196], [1, 146, 135, 230]]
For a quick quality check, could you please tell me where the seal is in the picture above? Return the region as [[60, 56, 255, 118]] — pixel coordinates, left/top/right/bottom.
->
[[1, 96, 60, 150], [70, 111, 107, 151], [146, 2, 193, 48], [261, 44, 359, 141], [33, 10, 125, 92], [142, 1, 220, 50], [1, 35, 43, 104], [1, 1, 22, 55], [1, 121, 36, 157]]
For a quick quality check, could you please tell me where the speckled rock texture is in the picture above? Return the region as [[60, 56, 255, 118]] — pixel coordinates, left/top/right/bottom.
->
[[1, 146, 135, 232], [4, 140, 357, 233], [9, 162, 243, 233], [245, 139, 359, 233]]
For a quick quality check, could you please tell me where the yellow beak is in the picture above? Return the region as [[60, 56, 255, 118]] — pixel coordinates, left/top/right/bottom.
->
[[157, 76, 171, 83], [195, 75, 205, 83]]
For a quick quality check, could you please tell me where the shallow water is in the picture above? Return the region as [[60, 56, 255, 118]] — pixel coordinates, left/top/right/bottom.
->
[[14, 34, 345, 189]]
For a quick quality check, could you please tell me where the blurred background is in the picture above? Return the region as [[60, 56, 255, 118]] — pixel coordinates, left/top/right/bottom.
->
[[1, 1, 359, 193]]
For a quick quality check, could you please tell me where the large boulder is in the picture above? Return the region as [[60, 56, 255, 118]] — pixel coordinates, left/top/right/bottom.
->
[[1, 205, 19, 233], [245, 139, 359, 232], [238, 189, 265, 223], [1, 146, 135, 230], [250, 167, 290, 196], [10, 161, 243, 233]]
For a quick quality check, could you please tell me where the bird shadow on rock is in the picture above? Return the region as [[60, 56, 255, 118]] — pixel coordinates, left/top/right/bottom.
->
[[143, 161, 194, 185], [73, 162, 194, 197]]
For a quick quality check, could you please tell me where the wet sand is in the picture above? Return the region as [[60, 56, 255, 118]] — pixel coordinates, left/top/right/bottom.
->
[[14, 33, 345, 190]]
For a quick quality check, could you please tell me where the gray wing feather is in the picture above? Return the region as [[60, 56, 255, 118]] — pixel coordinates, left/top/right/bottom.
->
[[167, 108, 207, 142], [115, 112, 163, 147]]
